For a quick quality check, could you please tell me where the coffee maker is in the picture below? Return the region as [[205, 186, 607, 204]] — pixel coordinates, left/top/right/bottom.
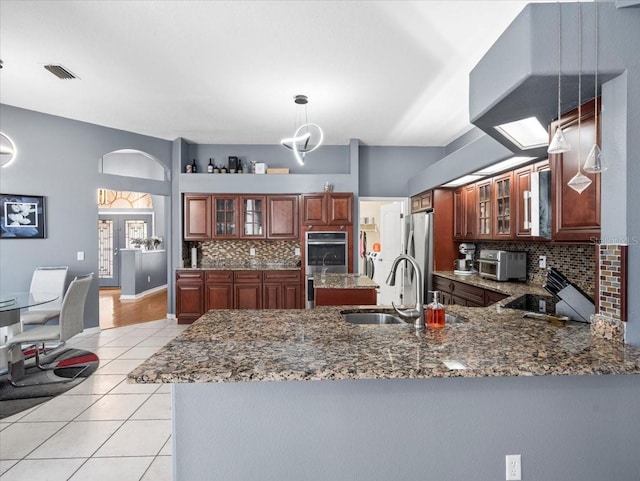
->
[[454, 243, 477, 275]]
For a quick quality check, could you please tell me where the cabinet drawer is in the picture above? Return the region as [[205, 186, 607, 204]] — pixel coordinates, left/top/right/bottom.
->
[[205, 271, 233, 283], [234, 271, 263, 283], [451, 281, 485, 305], [263, 270, 301, 282], [485, 290, 508, 306], [433, 275, 453, 293], [176, 271, 204, 282]]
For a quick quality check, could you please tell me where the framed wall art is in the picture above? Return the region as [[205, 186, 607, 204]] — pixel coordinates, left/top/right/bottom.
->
[[0, 193, 46, 239]]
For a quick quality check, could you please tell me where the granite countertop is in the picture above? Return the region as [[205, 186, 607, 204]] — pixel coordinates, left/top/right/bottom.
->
[[433, 270, 549, 300], [313, 273, 378, 290], [179, 262, 301, 271], [129, 275, 640, 383]]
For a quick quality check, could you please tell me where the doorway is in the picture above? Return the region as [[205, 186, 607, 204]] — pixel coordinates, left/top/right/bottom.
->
[[98, 214, 153, 288]]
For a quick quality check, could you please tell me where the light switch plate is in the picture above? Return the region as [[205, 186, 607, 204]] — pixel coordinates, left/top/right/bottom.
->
[[77, 251, 85, 261]]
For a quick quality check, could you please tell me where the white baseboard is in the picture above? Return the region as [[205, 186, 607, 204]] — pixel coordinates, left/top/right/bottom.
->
[[167, 313, 176, 320], [120, 284, 168, 300]]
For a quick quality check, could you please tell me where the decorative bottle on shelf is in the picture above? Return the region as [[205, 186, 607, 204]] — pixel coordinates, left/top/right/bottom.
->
[[426, 291, 445, 328], [208, 158, 214, 173], [191, 159, 198, 173]]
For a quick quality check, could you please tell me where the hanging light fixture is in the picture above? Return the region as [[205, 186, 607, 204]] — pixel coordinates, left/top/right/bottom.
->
[[583, 0, 608, 174], [280, 94, 324, 166], [548, 2, 572, 154], [567, 2, 593, 194]]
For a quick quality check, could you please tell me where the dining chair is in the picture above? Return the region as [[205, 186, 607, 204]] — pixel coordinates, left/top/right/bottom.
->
[[20, 266, 68, 326], [4, 273, 93, 384]]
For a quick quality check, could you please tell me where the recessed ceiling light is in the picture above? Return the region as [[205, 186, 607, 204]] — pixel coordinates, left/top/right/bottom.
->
[[473, 156, 536, 176], [494, 117, 548, 150], [442, 174, 484, 188]]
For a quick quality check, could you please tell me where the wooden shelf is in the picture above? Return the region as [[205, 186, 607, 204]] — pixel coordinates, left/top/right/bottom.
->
[[359, 223, 378, 232]]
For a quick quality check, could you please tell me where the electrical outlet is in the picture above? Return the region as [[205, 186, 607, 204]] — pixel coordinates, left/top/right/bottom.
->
[[506, 454, 521, 481], [77, 251, 85, 261], [249, 248, 256, 256], [295, 247, 301, 256], [147, 276, 151, 283], [539, 255, 546, 269], [539, 299, 546, 313]]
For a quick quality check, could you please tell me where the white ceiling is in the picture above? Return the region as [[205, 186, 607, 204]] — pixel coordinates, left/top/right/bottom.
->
[[0, 0, 563, 147]]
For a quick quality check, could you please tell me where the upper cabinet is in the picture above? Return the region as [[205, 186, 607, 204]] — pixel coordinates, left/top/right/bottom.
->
[[301, 192, 353, 226], [475, 179, 492, 240], [267, 195, 299, 240], [184, 194, 212, 241], [492, 171, 513, 240], [411, 190, 433, 213], [184, 193, 301, 241], [549, 99, 601, 242], [513, 160, 550, 240], [453, 184, 476, 241]]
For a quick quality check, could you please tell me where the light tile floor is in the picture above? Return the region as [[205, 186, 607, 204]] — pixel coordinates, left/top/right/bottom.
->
[[0, 318, 186, 481]]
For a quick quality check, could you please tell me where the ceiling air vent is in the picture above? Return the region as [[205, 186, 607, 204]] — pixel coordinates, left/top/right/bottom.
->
[[44, 64, 78, 80]]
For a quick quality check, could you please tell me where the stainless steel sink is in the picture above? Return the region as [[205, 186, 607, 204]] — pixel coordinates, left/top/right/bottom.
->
[[341, 312, 406, 325]]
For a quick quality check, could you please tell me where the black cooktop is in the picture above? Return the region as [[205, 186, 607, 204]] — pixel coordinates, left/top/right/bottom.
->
[[503, 294, 558, 314]]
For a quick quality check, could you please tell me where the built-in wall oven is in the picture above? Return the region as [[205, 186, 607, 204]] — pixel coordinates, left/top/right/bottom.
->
[[305, 231, 348, 308]]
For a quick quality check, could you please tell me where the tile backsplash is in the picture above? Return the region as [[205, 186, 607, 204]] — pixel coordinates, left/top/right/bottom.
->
[[184, 240, 301, 268], [598, 244, 626, 321], [474, 242, 596, 298]]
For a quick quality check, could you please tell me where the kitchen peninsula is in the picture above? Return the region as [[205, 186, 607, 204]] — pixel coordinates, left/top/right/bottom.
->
[[313, 272, 378, 306], [129, 286, 640, 481]]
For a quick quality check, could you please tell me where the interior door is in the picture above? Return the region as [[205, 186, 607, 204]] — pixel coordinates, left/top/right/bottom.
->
[[378, 202, 403, 305], [98, 214, 152, 287]]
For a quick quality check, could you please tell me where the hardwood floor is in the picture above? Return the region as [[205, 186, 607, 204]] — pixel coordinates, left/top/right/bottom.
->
[[99, 287, 168, 329]]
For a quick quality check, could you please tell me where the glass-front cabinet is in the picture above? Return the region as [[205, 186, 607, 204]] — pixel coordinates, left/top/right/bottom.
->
[[213, 195, 238, 238], [242, 196, 266, 238], [476, 180, 492, 239], [493, 172, 513, 239]]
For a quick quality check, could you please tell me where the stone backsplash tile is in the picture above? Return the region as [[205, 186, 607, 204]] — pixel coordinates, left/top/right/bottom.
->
[[184, 239, 301, 267], [474, 242, 596, 298], [598, 244, 625, 320]]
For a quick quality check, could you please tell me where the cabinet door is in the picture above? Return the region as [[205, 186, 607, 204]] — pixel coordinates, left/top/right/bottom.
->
[[411, 191, 433, 213], [492, 172, 513, 239], [514, 165, 533, 239], [183, 195, 212, 240], [453, 188, 464, 240], [240, 195, 266, 239], [234, 283, 262, 309], [550, 99, 600, 241], [411, 195, 421, 214], [476, 180, 492, 239], [212, 196, 239, 238], [463, 184, 477, 239], [262, 283, 281, 309], [282, 283, 301, 309], [205, 283, 233, 310], [267, 195, 299, 239], [301, 194, 327, 225], [328, 193, 353, 225], [176, 283, 204, 323]]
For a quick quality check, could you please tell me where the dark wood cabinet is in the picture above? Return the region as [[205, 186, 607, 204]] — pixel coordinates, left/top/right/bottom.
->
[[176, 271, 205, 324], [301, 192, 353, 226], [205, 271, 233, 310], [262, 270, 301, 309], [267, 195, 299, 239], [549, 99, 601, 242], [315, 288, 377, 306], [212, 195, 239, 239], [234, 271, 263, 309], [476, 179, 492, 240], [433, 275, 507, 308], [240, 195, 266, 239], [183, 195, 212, 240], [453, 184, 476, 240], [514, 161, 550, 240], [411, 190, 433, 213], [492, 172, 513, 239]]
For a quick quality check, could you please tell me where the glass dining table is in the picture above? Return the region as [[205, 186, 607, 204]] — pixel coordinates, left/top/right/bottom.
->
[[1, 292, 59, 380]]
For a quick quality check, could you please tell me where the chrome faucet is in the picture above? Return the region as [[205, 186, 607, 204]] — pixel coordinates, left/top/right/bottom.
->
[[386, 254, 425, 329]]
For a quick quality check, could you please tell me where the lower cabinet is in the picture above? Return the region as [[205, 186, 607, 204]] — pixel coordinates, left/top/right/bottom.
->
[[176, 269, 302, 323], [315, 288, 377, 307], [176, 271, 205, 324], [433, 275, 508, 308]]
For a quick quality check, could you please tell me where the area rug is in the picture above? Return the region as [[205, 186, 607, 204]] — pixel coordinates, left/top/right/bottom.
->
[[0, 348, 99, 419]]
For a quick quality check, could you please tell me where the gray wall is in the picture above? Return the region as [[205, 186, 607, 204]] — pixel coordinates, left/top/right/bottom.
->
[[120, 249, 167, 297], [0, 104, 172, 328], [174, 374, 640, 481], [358, 146, 444, 197]]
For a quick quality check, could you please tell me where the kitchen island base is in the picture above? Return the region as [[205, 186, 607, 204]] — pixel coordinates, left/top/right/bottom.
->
[[172, 374, 640, 481]]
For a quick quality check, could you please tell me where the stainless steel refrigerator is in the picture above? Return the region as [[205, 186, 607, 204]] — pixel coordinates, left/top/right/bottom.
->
[[401, 211, 433, 307]]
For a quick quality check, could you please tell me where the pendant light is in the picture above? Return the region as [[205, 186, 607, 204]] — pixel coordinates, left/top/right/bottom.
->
[[583, 0, 608, 174], [280, 95, 324, 166], [567, 3, 593, 194], [548, 1, 572, 154]]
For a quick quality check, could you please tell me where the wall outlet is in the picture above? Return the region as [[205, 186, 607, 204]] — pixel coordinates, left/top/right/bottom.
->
[[77, 251, 85, 261], [506, 454, 521, 480], [249, 248, 256, 256], [539, 255, 546, 269], [539, 299, 546, 313], [295, 247, 301, 256], [148, 276, 151, 283]]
